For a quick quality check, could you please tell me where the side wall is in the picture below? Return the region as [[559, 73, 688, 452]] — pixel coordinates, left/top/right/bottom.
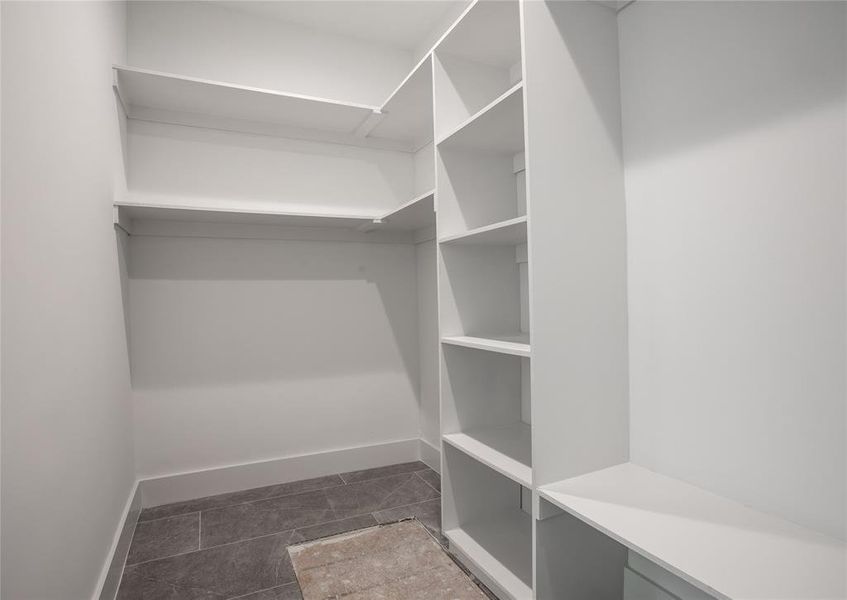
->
[[1, 3, 135, 598], [621, 0, 847, 539]]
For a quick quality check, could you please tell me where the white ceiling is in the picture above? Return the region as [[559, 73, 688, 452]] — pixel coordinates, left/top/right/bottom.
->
[[218, 1, 468, 51]]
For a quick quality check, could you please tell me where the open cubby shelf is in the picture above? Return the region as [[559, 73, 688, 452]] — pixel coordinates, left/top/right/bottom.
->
[[443, 422, 531, 487], [439, 216, 527, 246], [441, 333, 530, 357], [444, 509, 533, 600], [436, 82, 524, 155]]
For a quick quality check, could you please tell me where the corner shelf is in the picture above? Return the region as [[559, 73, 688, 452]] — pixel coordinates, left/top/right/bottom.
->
[[444, 509, 533, 600], [538, 463, 847, 600], [442, 333, 530, 357], [436, 82, 524, 155], [365, 56, 434, 151], [443, 422, 531, 487], [361, 190, 435, 232], [440, 216, 527, 246]]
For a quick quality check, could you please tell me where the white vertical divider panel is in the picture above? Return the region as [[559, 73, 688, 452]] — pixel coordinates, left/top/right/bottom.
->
[[522, 0, 629, 488], [522, 1, 629, 596]]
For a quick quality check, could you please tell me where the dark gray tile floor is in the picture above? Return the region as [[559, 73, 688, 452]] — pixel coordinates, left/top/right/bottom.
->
[[117, 461, 445, 600]]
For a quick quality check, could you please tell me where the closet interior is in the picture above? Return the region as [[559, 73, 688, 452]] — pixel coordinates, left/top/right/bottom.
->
[[104, 1, 846, 599]]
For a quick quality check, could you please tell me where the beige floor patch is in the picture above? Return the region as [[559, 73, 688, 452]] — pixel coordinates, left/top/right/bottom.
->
[[288, 519, 487, 599]]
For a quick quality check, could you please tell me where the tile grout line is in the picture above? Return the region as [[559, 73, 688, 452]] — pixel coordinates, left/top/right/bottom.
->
[[226, 582, 300, 600], [415, 471, 441, 494], [123, 512, 204, 568], [136, 509, 203, 525]]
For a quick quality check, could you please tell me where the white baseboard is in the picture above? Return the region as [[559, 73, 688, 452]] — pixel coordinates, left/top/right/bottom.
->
[[95, 481, 142, 600], [139, 438, 421, 507], [419, 438, 441, 473]]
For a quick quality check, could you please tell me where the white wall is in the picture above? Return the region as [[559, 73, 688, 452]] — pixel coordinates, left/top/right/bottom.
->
[[416, 240, 439, 450], [127, 1, 412, 106], [621, 0, 847, 539], [129, 235, 420, 477], [126, 120, 414, 216], [1, 2, 135, 598]]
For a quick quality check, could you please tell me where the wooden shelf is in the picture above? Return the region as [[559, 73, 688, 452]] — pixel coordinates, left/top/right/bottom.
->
[[363, 190, 435, 232], [445, 509, 533, 600], [443, 423, 531, 487], [440, 216, 527, 245], [437, 82, 524, 155], [538, 463, 847, 600], [442, 333, 530, 357], [366, 56, 433, 151]]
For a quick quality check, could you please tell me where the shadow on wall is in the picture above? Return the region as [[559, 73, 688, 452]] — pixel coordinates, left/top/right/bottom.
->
[[126, 235, 420, 391], [606, 0, 846, 165], [126, 120, 413, 215]]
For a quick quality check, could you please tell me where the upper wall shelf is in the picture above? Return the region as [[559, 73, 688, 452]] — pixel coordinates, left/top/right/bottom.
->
[[538, 463, 847, 600], [365, 56, 434, 152], [114, 201, 374, 230], [113, 65, 435, 153], [437, 83, 524, 155], [112, 66, 403, 147]]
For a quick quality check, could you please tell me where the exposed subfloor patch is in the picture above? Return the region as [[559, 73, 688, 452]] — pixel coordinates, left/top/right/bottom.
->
[[289, 519, 487, 600]]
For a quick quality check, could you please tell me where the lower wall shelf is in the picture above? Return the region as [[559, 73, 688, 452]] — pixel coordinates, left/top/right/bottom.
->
[[445, 509, 533, 600]]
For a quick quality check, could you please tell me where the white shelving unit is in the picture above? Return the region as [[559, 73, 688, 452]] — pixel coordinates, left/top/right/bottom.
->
[[538, 463, 847, 600], [110, 3, 847, 600], [435, 2, 533, 598]]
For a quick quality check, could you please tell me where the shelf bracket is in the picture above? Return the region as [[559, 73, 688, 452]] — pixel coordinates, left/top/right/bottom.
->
[[357, 218, 384, 233], [354, 109, 385, 138]]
